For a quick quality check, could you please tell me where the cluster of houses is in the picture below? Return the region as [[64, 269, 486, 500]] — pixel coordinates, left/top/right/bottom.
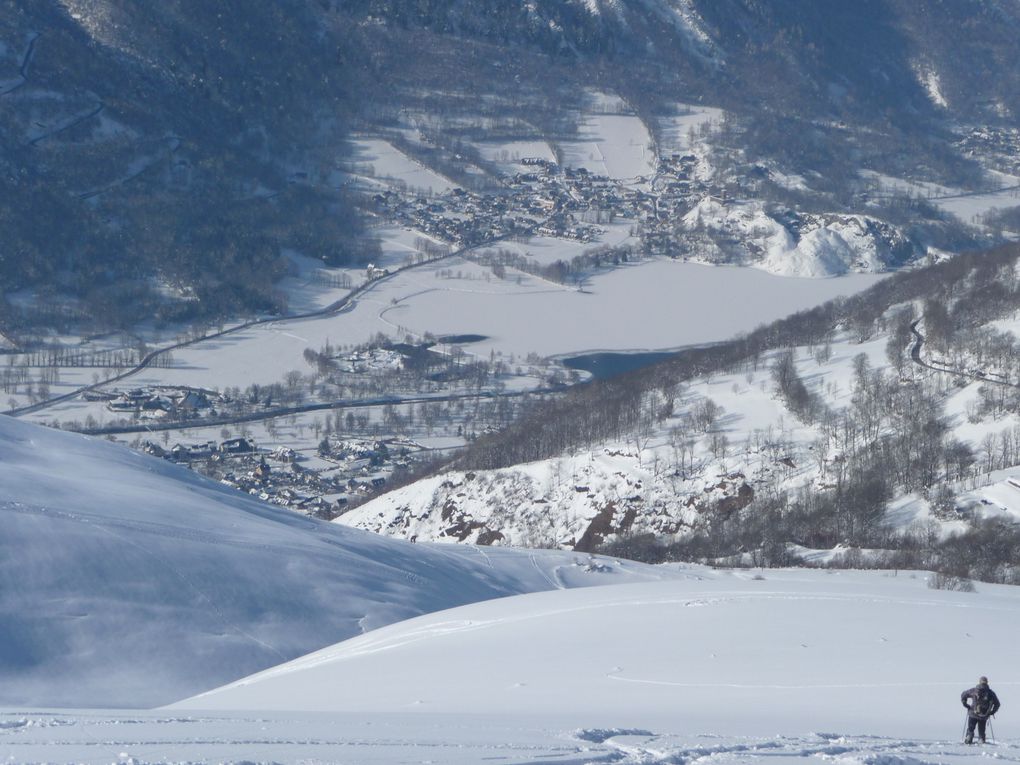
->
[[336, 347, 405, 374], [85, 386, 218, 417], [365, 263, 390, 280], [374, 188, 525, 246], [535, 212, 602, 242], [956, 127, 1020, 176], [370, 150, 715, 261], [140, 434, 418, 521]]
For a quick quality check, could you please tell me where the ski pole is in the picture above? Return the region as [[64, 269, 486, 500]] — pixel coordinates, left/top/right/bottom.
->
[[989, 717, 995, 743]]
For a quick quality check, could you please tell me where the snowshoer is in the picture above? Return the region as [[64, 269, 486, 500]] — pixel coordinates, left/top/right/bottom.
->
[[962, 676, 1001, 744]]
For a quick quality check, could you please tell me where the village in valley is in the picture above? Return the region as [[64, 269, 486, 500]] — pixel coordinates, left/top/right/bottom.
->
[[4, 94, 1016, 521], [369, 151, 709, 258], [1, 105, 730, 517], [141, 430, 408, 520]]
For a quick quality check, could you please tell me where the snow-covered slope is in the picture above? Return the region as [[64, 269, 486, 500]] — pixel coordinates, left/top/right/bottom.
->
[[7, 568, 1018, 762], [178, 568, 1016, 740], [335, 454, 750, 549], [682, 198, 916, 277], [337, 304, 1020, 554], [0, 414, 681, 708]]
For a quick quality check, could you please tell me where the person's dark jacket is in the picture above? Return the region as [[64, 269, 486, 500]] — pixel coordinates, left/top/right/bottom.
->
[[962, 685, 1001, 719]]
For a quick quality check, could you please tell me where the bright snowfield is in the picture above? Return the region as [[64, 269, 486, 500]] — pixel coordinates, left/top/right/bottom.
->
[[0, 414, 685, 708], [182, 568, 1016, 730], [556, 90, 657, 181], [682, 198, 910, 278], [347, 136, 456, 195], [6, 569, 1014, 763], [366, 259, 883, 359]]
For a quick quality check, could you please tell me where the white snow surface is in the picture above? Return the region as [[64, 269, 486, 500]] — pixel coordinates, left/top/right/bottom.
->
[[4, 569, 1018, 762], [348, 136, 455, 194], [474, 138, 558, 173], [559, 95, 656, 180], [658, 104, 725, 152], [181, 568, 1015, 733], [4, 708, 1016, 764], [0, 414, 684, 708], [48, 567, 1000, 764], [683, 198, 907, 277], [374, 258, 883, 358]]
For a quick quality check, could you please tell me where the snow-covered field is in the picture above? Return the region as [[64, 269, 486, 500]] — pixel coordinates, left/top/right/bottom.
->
[[8, 710, 1016, 765], [938, 185, 1020, 225], [473, 220, 638, 267], [474, 138, 558, 174], [861, 170, 1020, 225], [6, 569, 1016, 763], [558, 92, 657, 180], [182, 569, 1017, 734], [348, 136, 456, 194], [559, 113, 657, 180], [658, 104, 725, 153]]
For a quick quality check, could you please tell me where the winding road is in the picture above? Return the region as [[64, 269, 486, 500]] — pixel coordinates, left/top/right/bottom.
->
[[910, 320, 1016, 388], [26, 100, 104, 147], [0, 32, 39, 96]]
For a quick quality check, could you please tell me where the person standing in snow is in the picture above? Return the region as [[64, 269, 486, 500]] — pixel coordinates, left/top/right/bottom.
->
[[962, 676, 1001, 744]]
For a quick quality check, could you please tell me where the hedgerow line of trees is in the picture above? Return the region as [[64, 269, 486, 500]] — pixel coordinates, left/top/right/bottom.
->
[[470, 242, 639, 288], [11, 347, 175, 369]]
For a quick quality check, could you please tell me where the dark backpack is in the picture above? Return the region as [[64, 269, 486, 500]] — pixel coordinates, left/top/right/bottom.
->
[[973, 688, 993, 716]]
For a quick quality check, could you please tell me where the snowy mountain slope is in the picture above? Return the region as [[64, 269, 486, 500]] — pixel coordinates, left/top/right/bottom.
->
[[335, 452, 753, 549], [336, 328, 866, 549], [0, 414, 682, 708], [178, 568, 1017, 740], [681, 198, 917, 277], [338, 251, 1020, 559], [7, 568, 1019, 762]]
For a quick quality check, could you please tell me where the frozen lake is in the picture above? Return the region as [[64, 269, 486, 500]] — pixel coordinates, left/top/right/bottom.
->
[[383, 258, 885, 358]]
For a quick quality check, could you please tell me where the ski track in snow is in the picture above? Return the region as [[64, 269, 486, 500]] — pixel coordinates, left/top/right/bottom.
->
[[532, 552, 566, 589], [574, 731, 1020, 765], [3, 711, 1017, 765]]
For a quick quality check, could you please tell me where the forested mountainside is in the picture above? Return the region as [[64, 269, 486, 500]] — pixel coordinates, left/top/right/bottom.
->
[[3, 0, 1020, 332], [0, 1, 370, 327], [344, 242, 1020, 585], [348, 0, 1020, 122]]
